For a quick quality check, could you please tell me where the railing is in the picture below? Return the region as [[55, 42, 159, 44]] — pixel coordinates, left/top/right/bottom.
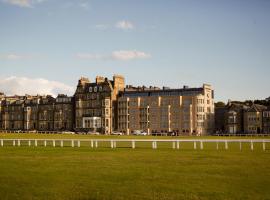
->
[[0, 139, 269, 151]]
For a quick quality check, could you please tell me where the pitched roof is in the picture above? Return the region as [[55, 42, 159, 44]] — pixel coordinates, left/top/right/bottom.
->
[[246, 104, 267, 112]]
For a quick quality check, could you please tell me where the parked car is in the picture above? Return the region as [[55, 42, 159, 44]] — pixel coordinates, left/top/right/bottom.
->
[[133, 130, 147, 136], [111, 131, 123, 136]]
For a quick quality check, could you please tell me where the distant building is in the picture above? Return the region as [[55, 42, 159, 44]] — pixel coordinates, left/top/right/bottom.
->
[[244, 104, 267, 134], [263, 108, 270, 134], [117, 84, 214, 135], [74, 75, 125, 134]]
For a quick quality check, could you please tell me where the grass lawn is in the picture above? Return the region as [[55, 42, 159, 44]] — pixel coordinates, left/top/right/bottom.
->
[[0, 134, 270, 200]]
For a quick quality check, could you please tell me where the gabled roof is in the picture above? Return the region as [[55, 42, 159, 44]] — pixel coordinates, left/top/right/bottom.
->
[[246, 104, 267, 112]]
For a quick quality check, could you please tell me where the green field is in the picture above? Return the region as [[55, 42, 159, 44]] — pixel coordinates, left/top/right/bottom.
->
[[0, 134, 270, 200]]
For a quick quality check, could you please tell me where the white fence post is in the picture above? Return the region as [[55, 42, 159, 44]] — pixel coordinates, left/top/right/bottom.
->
[[60, 140, 63, 147], [152, 141, 155, 149], [176, 141, 180, 149], [53, 140, 55, 147], [111, 140, 114, 148], [28, 140, 31, 147], [225, 141, 228, 150], [13, 140, 16, 146], [0, 139, 3, 147], [78, 140, 80, 147], [200, 141, 203, 150], [172, 142, 175, 149], [71, 140, 74, 147], [18, 140, 20, 147], [95, 141, 98, 148], [250, 141, 254, 151], [91, 140, 93, 148], [216, 142, 219, 150], [194, 141, 197, 149], [44, 140, 47, 147], [35, 140, 37, 147], [263, 141, 265, 151], [132, 140, 135, 149], [114, 141, 117, 148]]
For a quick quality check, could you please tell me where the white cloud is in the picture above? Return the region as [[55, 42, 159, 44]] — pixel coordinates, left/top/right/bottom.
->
[[0, 54, 32, 60], [0, 76, 74, 97], [2, 0, 45, 8], [79, 2, 90, 10], [111, 50, 150, 60], [115, 20, 134, 30], [76, 50, 151, 61]]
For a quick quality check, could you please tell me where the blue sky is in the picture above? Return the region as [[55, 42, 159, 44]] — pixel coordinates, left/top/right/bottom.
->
[[0, 0, 269, 101]]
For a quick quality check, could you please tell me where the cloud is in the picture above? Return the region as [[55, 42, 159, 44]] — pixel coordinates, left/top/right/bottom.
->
[[115, 20, 134, 30], [2, 0, 45, 7], [111, 50, 150, 60], [0, 54, 32, 60], [76, 50, 151, 61], [0, 76, 74, 97], [79, 2, 90, 10]]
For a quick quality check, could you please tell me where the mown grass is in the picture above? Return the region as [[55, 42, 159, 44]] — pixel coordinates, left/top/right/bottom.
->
[[0, 133, 269, 200]]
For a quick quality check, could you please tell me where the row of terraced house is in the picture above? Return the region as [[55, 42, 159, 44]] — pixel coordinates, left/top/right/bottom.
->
[[0, 75, 215, 135], [215, 101, 270, 134]]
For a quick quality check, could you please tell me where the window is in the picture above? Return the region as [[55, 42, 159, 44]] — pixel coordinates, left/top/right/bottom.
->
[[99, 86, 102, 91], [94, 86, 97, 92], [89, 87, 92, 92]]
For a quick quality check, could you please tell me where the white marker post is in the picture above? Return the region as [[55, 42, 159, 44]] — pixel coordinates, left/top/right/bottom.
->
[[263, 141, 266, 151], [172, 142, 175, 149], [225, 141, 228, 150], [194, 141, 197, 150], [250, 141, 254, 151], [132, 140, 135, 149], [200, 141, 203, 150], [91, 140, 93, 148], [0, 139, 3, 147], [35, 140, 37, 147], [95, 141, 98, 148], [44, 140, 47, 147], [53, 140, 55, 147], [13, 140, 16, 146], [111, 140, 114, 149], [78, 140, 80, 147], [18, 140, 20, 147], [60, 140, 63, 147], [176, 141, 180, 149], [216, 142, 219, 150], [71, 140, 74, 147], [28, 140, 31, 147]]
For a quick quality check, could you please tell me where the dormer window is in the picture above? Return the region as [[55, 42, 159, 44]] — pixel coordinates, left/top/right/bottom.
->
[[99, 86, 102, 92], [94, 86, 97, 92], [89, 87, 92, 92]]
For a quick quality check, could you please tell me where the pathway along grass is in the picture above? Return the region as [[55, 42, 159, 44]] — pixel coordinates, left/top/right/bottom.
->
[[0, 147, 269, 200]]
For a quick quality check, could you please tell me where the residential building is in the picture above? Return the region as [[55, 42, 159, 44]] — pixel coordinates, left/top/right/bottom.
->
[[118, 84, 214, 135], [74, 75, 125, 134], [262, 108, 270, 134], [244, 104, 267, 134], [54, 94, 74, 131]]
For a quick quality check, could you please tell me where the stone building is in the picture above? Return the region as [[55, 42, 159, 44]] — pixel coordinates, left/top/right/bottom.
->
[[23, 95, 41, 130], [38, 96, 55, 131], [117, 84, 214, 135], [54, 94, 74, 131], [263, 108, 270, 134], [74, 75, 125, 134], [224, 102, 249, 134], [244, 104, 267, 134]]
